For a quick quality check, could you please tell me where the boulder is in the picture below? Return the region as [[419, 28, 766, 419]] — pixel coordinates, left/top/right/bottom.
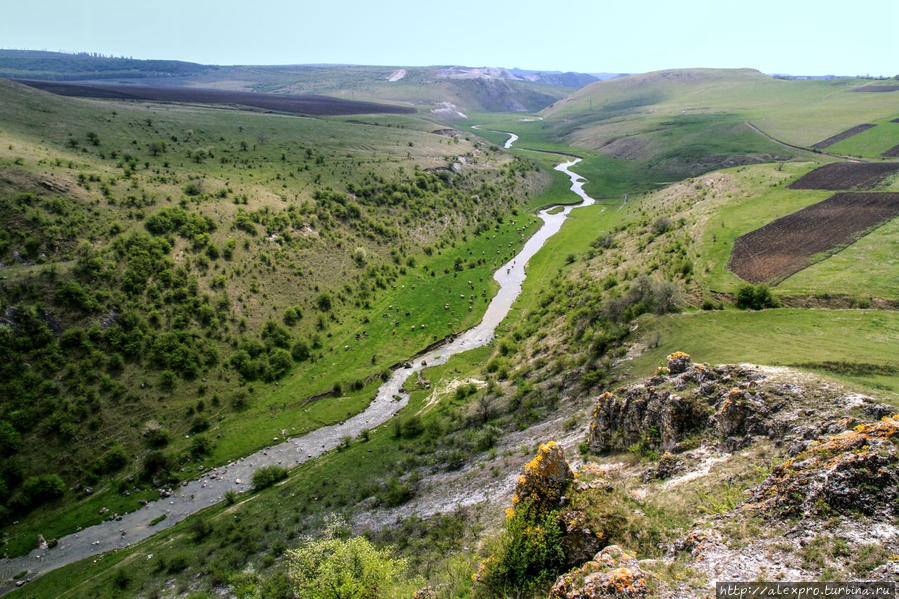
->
[[550, 545, 652, 599]]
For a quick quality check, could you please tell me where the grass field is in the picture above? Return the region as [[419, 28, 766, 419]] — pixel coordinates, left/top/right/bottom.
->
[[691, 162, 899, 298], [625, 309, 899, 400], [545, 69, 899, 151], [827, 116, 899, 157]]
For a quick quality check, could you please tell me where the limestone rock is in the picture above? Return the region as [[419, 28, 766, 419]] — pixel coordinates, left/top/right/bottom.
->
[[550, 545, 652, 599], [559, 510, 605, 567], [745, 416, 899, 517]]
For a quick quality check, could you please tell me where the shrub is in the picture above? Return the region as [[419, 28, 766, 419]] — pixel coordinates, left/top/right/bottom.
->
[[288, 524, 405, 599], [190, 434, 214, 457], [252, 465, 288, 490], [475, 504, 566, 594], [17, 474, 66, 508], [315, 293, 333, 312], [0, 421, 21, 456], [291, 340, 311, 362], [266, 348, 293, 380], [101, 444, 129, 472], [735, 283, 778, 310]]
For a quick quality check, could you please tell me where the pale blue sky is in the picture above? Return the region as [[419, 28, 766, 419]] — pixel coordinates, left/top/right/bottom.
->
[[1, 0, 896, 76]]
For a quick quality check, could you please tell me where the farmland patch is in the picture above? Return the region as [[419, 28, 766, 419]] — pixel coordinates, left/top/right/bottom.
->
[[728, 192, 899, 283], [882, 144, 899, 158], [811, 124, 876, 148], [787, 162, 899, 190], [16, 79, 415, 115], [853, 85, 899, 92]]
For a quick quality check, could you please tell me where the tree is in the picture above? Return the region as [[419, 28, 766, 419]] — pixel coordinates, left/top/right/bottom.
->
[[148, 140, 167, 156], [288, 521, 405, 599]]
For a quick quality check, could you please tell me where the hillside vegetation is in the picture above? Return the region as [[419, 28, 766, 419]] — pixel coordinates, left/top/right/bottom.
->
[[0, 78, 548, 555], [2, 65, 899, 598]]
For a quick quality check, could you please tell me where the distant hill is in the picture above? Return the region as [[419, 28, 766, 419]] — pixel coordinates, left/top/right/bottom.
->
[[0, 49, 214, 80], [0, 50, 600, 113], [542, 68, 899, 148]]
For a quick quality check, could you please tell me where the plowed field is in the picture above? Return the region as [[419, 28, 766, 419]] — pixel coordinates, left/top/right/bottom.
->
[[17, 79, 414, 115], [728, 192, 899, 283], [811, 124, 876, 149], [882, 145, 899, 158], [787, 162, 899, 190]]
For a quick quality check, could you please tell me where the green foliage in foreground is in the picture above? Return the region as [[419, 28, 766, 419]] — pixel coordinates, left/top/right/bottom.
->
[[288, 520, 406, 599], [474, 503, 565, 597]]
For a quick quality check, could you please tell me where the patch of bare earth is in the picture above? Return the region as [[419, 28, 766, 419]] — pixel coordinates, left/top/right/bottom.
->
[[811, 124, 876, 149], [727, 192, 899, 283], [787, 162, 899, 190]]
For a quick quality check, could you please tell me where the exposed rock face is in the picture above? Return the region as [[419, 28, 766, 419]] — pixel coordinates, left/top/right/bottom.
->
[[641, 451, 684, 482], [550, 545, 652, 599], [559, 510, 605, 567], [509, 441, 573, 518], [714, 388, 769, 450], [745, 415, 899, 517], [588, 353, 788, 454]]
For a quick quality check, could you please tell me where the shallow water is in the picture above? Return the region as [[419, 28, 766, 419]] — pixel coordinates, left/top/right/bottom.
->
[[0, 136, 597, 589]]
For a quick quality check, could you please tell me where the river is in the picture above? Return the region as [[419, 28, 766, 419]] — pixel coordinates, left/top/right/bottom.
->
[[0, 132, 595, 591]]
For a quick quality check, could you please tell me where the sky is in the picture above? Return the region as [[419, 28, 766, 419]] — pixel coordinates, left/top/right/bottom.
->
[[1, 0, 896, 76]]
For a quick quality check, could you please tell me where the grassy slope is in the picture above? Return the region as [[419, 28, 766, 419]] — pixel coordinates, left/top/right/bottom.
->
[[545, 69, 899, 152], [626, 309, 899, 398], [827, 115, 899, 157], [0, 79, 550, 556]]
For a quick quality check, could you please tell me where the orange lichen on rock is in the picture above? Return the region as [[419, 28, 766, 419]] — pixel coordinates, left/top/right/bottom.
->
[[550, 545, 652, 599], [510, 441, 573, 518], [745, 416, 899, 517], [666, 351, 692, 374]]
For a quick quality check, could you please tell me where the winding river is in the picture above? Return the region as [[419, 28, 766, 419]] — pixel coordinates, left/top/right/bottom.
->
[[0, 132, 596, 591]]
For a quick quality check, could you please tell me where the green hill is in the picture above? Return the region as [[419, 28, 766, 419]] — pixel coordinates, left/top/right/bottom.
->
[[537, 69, 899, 174], [0, 78, 548, 554]]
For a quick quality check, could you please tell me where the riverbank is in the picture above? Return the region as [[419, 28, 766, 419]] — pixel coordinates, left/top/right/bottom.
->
[[0, 133, 599, 593]]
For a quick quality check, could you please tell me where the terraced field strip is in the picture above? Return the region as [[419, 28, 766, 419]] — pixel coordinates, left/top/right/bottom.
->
[[16, 79, 415, 115], [811, 124, 876, 149], [854, 85, 899, 93], [728, 192, 899, 283], [788, 162, 899, 190], [882, 145, 899, 158]]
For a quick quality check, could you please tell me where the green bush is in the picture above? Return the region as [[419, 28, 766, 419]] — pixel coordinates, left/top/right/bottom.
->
[[288, 523, 405, 599], [252, 465, 288, 490], [735, 283, 778, 310], [475, 503, 566, 595], [17, 474, 66, 509]]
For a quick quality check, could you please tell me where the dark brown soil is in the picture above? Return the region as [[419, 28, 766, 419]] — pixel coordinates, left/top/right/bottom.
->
[[811, 124, 876, 149], [853, 85, 899, 92], [882, 144, 899, 158], [16, 79, 415, 116], [787, 162, 899, 190], [728, 192, 899, 283]]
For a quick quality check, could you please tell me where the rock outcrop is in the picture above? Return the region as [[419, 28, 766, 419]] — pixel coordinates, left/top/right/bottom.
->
[[587, 353, 796, 454], [550, 545, 653, 599], [745, 415, 899, 517], [509, 441, 573, 518]]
